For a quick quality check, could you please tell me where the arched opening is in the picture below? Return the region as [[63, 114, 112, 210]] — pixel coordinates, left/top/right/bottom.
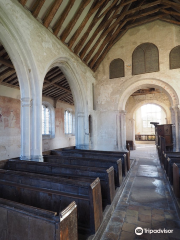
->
[[117, 79, 179, 151], [42, 66, 75, 152], [0, 41, 21, 160], [134, 104, 166, 143]]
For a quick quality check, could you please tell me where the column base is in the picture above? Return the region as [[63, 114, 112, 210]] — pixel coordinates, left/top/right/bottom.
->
[[30, 155, 44, 162], [76, 144, 89, 150], [20, 155, 31, 161]]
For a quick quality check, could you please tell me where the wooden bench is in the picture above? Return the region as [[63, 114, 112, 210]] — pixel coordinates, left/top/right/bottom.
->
[[0, 168, 102, 235], [166, 157, 180, 185], [43, 154, 122, 188], [51, 150, 128, 177], [0, 197, 77, 240], [60, 149, 130, 171], [164, 153, 180, 174], [173, 163, 180, 198], [5, 159, 113, 209]]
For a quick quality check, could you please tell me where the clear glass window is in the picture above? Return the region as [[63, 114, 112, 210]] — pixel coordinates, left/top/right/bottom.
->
[[42, 105, 50, 134]]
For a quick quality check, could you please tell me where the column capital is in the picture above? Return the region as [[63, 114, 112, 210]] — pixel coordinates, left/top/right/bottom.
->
[[21, 97, 32, 107], [78, 112, 85, 117]]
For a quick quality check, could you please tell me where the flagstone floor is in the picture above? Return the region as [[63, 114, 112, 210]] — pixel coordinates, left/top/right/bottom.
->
[[101, 144, 180, 240]]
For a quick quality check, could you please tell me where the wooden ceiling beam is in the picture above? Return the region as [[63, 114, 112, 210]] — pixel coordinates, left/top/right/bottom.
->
[[53, 0, 76, 36], [84, 3, 132, 63], [0, 68, 16, 84], [19, 0, 28, 6], [162, 0, 180, 9], [1, 82, 19, 89], [161, 9, 180, 17], [160, 16, 180, 25], [0, 57, 14, 69], [79, 2, 125, 59], [74, 0, 114, 55], [51, 83, 71, 93], [124, 8, 161, 22], [56, 92, 71, 101], [44, 0, 63, 28], [115, 0, 162, 17], [43, 75, 65, 89], [68, 0, 107, 49], [60, 0, 92, 42], [92, 14, 165, 71], [32, 0, 46, 18]]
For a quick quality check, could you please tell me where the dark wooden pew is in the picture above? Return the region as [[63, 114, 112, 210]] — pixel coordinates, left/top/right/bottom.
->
[[167, 157, 180, 185], [173, 163, 180, 198], [4, 159, 114, 209], [60, 148, 130, 171], [43, 154, 122, 188], [0, 197, 77, 240], [0, 169, 102, 235], [51, 150, 128, 177], [164, 153, 180, 174]]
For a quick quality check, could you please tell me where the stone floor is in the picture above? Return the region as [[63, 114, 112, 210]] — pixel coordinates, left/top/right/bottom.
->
[[101, 144, 180, 240]]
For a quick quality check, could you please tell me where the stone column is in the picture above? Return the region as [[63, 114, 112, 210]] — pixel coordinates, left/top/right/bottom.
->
[[76, 112, 87, 149], [20, 97, 31, 160], [174, 105, 179, 152], [30, 97, 43, 162], [170, 107, 176, 151], [117, 110, 127, 151], [132, 118, 136, 150]]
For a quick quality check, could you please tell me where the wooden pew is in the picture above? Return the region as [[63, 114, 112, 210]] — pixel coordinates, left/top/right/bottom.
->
[[164, 153, 180, 174], [5, 159, 113, 209], [51, 150, 128, 177], [0, 169, 102, 235], [173, 163, 180, 198], [43, 154, 122, 188], [167, 157, 180, 185], [0, 197, 77, 240], [60, 149, 130, 171]]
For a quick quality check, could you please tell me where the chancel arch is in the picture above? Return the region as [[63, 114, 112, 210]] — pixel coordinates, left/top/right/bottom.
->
[[132, 43, 159, 75], [117, 79, 179, 151]]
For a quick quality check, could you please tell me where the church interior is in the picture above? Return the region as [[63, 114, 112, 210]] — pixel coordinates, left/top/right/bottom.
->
[[1, 0, 180, 239]]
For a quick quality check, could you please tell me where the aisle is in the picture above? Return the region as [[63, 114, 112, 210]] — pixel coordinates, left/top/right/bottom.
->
[[101, 144, 180, 240]]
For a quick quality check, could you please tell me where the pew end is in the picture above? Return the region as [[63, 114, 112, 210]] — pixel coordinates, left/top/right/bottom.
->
[[173, 163, 180, 198]]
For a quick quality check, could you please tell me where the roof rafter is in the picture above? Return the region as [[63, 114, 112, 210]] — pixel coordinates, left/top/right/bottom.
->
[[43, 0, 63, 28], [32, 0, 46, 18], [60, 0, 92, 42]]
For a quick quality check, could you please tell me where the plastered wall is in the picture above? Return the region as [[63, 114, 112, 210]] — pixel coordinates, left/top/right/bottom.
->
[[93, 20, 180, 150], [0, 86, 75, 160]]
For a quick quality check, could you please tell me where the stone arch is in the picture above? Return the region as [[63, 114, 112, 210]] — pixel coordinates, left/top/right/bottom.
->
[[126, 100, 171, 148], [43, 57, 89, 149], [0, 8, 44, 160], [129, 100, 170, 123], [117, 78, 179, 151], [118, 79, 179, 111]]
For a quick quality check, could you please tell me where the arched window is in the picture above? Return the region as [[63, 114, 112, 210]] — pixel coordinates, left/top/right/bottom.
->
[[42, 102, 55, 139], [109, 58, 124, 79], [42, 104, 50, 134], [64, 110, 75, 135], [132, 43, 159, 75], [170, 46, 180, 69]]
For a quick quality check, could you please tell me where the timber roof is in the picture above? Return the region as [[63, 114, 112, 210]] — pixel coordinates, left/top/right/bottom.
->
[[18, 0, 180, 72], [0, 42, 74, 105]]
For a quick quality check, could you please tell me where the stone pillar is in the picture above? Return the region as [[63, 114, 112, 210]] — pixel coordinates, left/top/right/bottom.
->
[[20, 97, 31, 160], [170, 107, 176, 151], [174, 106, 179, 152], [76, 112, 88, 149], [30, 97, 43, 162], [117, 110, 127, 151], [132, 118, 136, 150]]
